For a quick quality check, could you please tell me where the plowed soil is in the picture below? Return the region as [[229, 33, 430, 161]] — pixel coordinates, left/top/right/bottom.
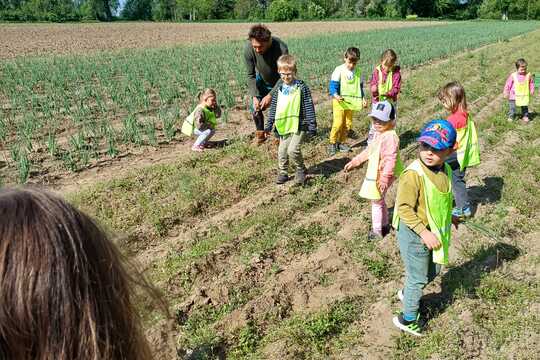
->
[[0, 20, 445, 59]]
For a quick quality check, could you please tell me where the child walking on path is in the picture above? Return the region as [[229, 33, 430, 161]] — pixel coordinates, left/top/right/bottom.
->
[[182, 88, 221, 152], [265, 55, 317, 185], [369, 49, 401, 142], [392, 119, 457, 337], [438, 81, 480, 220], [504, 58, 535, 123], [328, 47, 366, 156], [344, 101, 403, 240]]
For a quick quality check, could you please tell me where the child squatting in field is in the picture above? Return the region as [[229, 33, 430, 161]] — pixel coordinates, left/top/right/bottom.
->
[[503, 58, 535, 123], [265, 54, 317, 185], [182, 88, 221, 152], [328, 47, 367, 156], [344, 100, 403, 240], [392, 119, 458, 337]]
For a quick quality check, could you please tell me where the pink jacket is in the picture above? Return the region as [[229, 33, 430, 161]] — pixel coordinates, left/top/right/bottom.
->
[[504, 72, 535, 100], [370, 65, 402, 103]]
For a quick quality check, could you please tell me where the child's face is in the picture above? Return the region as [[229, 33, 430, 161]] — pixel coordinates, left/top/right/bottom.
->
[[517, 65, 527, 75], [419, 143, 453, 167], [382, 60, 395, 72], [372, 118, 393, 133], [202, 95, 217, 108], [344, 57, 357, 71], [279, 67, 296, 85]]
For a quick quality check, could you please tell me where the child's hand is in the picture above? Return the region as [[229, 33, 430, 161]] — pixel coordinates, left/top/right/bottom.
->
[[420, 229, 441, 250], [344, 160, 358, 172], [377, 180, 389, 194], [452, 215, 460, 229], [253, 97, 261, 111], [334, 95, 344, 102], [362, 98, 368, 108]]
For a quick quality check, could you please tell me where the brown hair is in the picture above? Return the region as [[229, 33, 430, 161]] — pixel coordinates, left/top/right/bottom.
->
[[381, 49, 397, 68], [277, 54, 297, 73], [0, 188, 160, 360], [438, 81, 468, 113], [248, 24, 271, 42], [344, 47, 360, 62], [515, 58, 527, 69], [198, 88, 217, 102]]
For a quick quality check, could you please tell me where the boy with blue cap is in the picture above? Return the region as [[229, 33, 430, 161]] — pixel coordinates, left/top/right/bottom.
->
[[392, 119, 457, 336]]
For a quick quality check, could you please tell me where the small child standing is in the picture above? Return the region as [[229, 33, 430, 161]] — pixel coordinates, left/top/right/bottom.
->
[[392, 119, 457, 337], [265, 55, 317, 185], [182, 88, 221, 152], [438, 81, 480, 220], [344, 101, 403, 240], [328, 47, 366, 156], [369, 49, 402, 142], [503, 58, 535, 123]]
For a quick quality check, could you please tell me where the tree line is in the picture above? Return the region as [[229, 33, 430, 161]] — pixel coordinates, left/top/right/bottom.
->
[[1, 0, 539, 22]]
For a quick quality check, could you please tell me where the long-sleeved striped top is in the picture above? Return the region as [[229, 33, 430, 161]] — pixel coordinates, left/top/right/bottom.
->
[[265, 79, 317, 134]]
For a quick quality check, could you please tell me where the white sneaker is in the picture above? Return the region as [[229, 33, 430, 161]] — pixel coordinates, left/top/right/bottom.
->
[[397, 289, 404, 302]]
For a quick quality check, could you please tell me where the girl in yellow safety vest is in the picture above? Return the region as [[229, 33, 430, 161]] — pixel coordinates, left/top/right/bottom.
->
[[369, 49, 401, 143], [438, 82, 480, 220], [392, 119, 458, 337], [503, 58, 535, 123], [344, 101, 403, 240], [181, 88, 221, 152]]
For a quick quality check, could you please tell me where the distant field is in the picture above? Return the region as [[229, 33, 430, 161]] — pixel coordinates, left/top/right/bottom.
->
[[0, 20, 447, 59]]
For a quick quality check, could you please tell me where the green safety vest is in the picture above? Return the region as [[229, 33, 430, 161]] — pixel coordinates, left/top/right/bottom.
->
[[513, 72, 531, 107], [377, 65, 393, 102], [181, 105, 217, 136], [392, 160, 453, 265], [338, 67, 363, 111], [456, 114, 480, 171], [275, 85, 301, 136], [358, 130, 404, 200]]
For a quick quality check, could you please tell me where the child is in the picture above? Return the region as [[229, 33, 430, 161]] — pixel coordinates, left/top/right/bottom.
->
[[504, 58, 535, 123], [392, 119, 457, 336], [182, 88, 221, 152], [0, 188, 159, 359], [438, 81, 480, 220], [344, 101, 403, 240], [265, 54, 317, 185], [369, 49, 402, 142], [328, 47, 367, 156]]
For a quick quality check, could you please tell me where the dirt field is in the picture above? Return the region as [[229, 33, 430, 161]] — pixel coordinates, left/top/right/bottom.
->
[[0, 20, 445, 59]]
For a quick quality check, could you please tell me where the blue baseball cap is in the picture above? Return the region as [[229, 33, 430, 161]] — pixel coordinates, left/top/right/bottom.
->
[[417, 119, 456, 150]]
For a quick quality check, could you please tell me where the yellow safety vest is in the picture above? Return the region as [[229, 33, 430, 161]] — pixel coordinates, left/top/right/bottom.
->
[[377, 65, 393, 102], [456, 114, 480, 171], [182, 105, 217, 136], [338, 67, 363, 111], [392, 160, 453, 265], [358, 130, 404, 200], [513, 72, 531, 107], [275, 84, 301, 136]]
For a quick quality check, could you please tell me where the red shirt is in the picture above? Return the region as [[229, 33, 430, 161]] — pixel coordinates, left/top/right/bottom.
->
[[447, 110, 468, 130]]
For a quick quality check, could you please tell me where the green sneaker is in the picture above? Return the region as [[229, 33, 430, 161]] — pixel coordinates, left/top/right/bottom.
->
[[392, 313, 422, 337]]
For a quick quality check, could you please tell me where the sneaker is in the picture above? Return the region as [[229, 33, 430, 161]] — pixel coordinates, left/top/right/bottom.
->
[[276, 173, 289, 185], [338, 143, 351, 153], [392, 313, 422, 337], [327, 144, 337, 156], [452, 206, 472, 220], [295, 168, 306, 185], [367, 231, 383, 241], [522, 116, 530, 123], [191, 145, 204, 152], [397, 289, 404, 302]]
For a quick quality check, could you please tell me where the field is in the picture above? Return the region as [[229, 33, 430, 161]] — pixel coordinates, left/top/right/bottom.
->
[[1, 20, 540, 359]]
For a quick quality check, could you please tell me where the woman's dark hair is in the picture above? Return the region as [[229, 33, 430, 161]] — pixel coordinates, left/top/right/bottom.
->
[[248, 24, 272, 42], [0, 188, 159, 360]]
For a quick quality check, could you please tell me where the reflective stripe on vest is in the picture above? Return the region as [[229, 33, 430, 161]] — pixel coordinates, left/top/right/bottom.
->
[[358, 130, 404, 200], [275, 85, 301, 135], [182, 105, 217, 136], [392, 160, 453, 265], [339, 68, 363, 111], [377, 65, 393, 102], [513, 72, 530, 107], [456, 114, 480, 171]]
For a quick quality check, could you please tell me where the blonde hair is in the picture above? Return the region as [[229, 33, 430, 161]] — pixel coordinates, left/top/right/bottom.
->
[[381, 49, 397, 68], [438, 81, 468, 113], [277, 54, 297, 73], [197, 88, 217, 102]]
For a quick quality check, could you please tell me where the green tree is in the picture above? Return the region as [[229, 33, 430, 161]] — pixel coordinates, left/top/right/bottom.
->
[[267, 0, 298, 20], [121, 0, 152, 19]]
